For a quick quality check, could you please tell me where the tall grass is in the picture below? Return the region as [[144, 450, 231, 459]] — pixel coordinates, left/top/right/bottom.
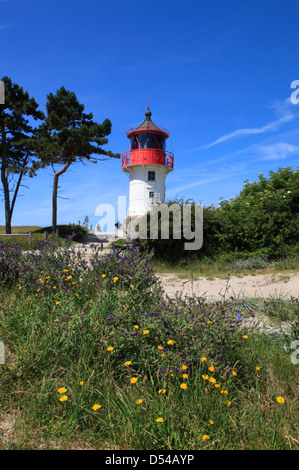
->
[[0, 237, 297, 450]]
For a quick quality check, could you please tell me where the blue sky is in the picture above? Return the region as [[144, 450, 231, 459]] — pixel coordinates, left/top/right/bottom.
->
[[1, 0, 299, 229]]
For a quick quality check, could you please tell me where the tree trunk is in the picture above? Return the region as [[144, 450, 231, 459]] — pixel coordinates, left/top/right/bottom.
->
[[10, 152, 29, 222], [0, 129, 12, 234], [52, 160, 72, 231]]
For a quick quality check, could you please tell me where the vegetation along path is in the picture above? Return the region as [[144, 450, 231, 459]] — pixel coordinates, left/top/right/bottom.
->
[[158, 272, 299, 301]]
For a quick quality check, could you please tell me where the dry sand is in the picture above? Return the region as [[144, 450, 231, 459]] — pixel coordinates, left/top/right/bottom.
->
[[158, 272, 299, 300]]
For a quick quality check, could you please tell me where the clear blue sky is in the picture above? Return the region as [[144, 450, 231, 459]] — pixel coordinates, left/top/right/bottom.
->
[[1, 0, 299, 229]]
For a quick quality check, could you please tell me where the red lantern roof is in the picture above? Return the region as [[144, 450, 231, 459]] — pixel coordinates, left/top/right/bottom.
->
[[126, 108, 170, 138]]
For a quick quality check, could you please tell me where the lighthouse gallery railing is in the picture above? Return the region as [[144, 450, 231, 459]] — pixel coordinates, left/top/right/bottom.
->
[[121, 149, 174, 168]]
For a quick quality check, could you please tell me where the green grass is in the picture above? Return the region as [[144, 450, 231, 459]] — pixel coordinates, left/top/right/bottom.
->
[[0, 240, 298, 450], [152, 254, 299, 279], [0, 224, 88, 249]]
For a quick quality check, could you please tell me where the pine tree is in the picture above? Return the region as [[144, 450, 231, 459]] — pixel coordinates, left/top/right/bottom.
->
[[0, 76, 44, 233], [36, 86, 119, 231]]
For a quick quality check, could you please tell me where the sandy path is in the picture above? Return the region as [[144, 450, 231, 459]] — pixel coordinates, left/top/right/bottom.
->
[[158, 272, 299, 300], [77, 234, 299, 300]]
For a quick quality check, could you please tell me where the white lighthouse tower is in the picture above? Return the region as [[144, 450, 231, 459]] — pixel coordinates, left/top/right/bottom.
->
[[122, 107, 174, 230]]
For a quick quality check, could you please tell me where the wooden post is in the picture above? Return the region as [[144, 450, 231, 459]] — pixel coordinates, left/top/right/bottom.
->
[[28, 232, 32, 246], [44, 231, 48, 241], [56, 229, 59, 237]]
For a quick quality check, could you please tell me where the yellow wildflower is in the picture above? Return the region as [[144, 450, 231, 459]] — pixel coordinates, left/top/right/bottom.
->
[[130, 377, 137, 384], [107, 347, 114, 352], [180, 383, 188, 390], [202, 435, 209, 440], [143, 330, 149, 335], [276, 396, 285, 404], [158, 389, 166, 394], [136, 399, 143, 405], [92, 404, 101, 411], [201, 357, 207, 362], [208, 366, 215, 372], [59, 395, 68, 402], [58, 387, 67, 394], [167, 339, 175, 345], [156, 417, 164, 423], [125, 361, 132, 366]]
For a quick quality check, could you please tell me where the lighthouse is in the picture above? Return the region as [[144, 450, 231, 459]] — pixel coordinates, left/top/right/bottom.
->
[[122, 107, 174, 232]]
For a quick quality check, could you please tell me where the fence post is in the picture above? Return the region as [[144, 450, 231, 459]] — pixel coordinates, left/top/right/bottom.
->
[[56, 229, 59, 237], [28, 232, 32, 246], [44, 231, 48, 241]]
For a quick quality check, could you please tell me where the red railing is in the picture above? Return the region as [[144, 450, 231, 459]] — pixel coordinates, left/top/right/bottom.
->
[[121, 149, 174, 169]]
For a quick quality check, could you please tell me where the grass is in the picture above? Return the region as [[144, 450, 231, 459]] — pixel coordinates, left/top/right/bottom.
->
[[152, 255, 299, 279], [0, 236, 298, 450], [0, 224, 88, 249]]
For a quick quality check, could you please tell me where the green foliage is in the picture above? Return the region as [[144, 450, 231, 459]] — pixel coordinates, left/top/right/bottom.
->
[[34, 85, 120, 230], [217, 167, 299, 258], [35, 224, 88, 243], [0, 76, 44, 232], [140, 168, 299, 262], [35, 86, 118, 165], [0, 244, 297, 449]]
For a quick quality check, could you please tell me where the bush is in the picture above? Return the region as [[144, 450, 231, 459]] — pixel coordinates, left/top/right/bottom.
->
[[138, 167, 299, 263]]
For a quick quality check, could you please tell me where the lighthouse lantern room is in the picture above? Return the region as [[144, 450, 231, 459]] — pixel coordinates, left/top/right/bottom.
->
[[122, 107, 174, 228]]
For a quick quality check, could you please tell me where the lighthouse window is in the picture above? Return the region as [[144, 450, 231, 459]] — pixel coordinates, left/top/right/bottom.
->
[[130, 136, 139, 150], [135, 133, 166, 149], [148, 171, 156, 181], [149, 191, 154, 199]]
